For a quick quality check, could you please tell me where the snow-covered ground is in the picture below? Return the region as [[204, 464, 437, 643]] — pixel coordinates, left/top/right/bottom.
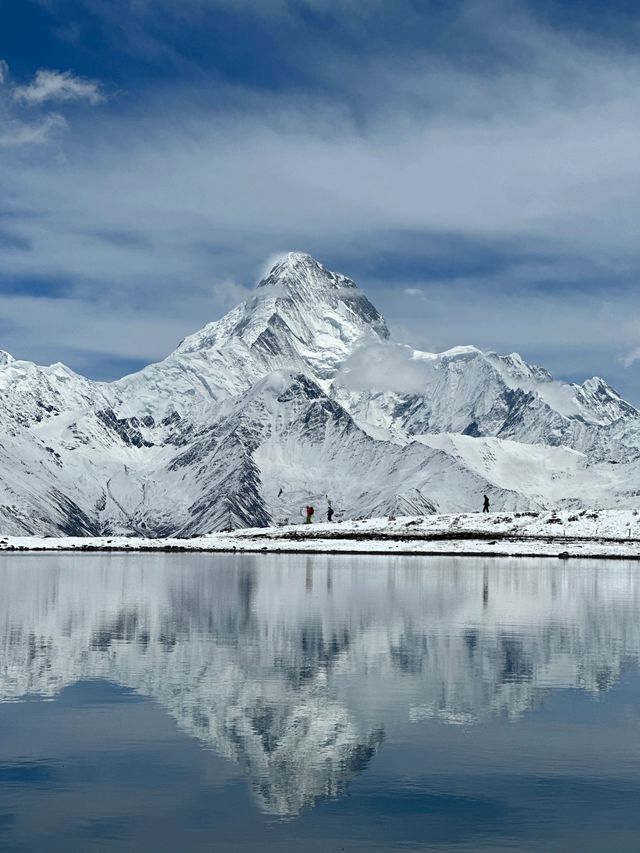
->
[[2, 509, 639, 559]]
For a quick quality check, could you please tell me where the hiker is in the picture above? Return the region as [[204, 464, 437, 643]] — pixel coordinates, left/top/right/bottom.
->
[[327, 505, 334, 522], [482, 494, 490, 513], [305, 505, 314, 524]]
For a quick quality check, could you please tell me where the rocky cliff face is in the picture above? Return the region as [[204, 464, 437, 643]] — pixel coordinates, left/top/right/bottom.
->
[[0, 252, 638, 535]]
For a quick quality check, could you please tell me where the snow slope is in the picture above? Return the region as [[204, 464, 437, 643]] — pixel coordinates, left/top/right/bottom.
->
[[0, 251, 638, 535]]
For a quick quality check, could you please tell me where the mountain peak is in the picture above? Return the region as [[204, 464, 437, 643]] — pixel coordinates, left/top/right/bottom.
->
[[273, 251, 317, 270], [173, 254, 390, 387], [254, 253, 390, 354], [258, 252, 357, 293]]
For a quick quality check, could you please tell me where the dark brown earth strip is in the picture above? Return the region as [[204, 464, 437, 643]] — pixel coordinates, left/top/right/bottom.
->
[[0, 540, 639, 560], [240, 530, 640, 545]]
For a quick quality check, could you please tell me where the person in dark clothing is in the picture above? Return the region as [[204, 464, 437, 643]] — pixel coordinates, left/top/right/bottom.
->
[[305, 505, 314, 524], [327, 505, 334, 522], [482, 494, 490, 513]]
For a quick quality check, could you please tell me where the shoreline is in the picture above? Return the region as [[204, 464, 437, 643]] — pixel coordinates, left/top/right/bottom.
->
[[1, 510, 639, 560]]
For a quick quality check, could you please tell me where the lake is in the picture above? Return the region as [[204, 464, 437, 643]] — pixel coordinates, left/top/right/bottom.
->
[[1, 553, 640, 852]]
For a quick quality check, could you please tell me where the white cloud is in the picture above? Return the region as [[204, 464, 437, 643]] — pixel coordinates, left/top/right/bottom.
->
[[338, 342, 434, 395], [0, 114, 66, 147], [0, 62, 98, 148], [13, 70, 103, 106], [211, 278, 254, 308]]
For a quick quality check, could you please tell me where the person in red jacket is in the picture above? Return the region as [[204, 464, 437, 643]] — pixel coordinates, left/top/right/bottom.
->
[[305, 505, 314, 524]]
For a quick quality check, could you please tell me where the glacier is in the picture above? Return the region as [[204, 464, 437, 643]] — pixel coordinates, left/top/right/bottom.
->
[[0, 251, 638, 536]]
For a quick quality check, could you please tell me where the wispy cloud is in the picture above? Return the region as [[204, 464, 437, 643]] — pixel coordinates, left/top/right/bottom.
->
[[0, 113, 66, 147], [623, 349, 640, 368], [0, 60, 101, 149], [13, 69, 103, 106]]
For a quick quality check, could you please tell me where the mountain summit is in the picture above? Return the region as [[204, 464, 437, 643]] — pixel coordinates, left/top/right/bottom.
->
[[0, 253, 638, 535], [175, 252, 389, 380], [258, 252, 355, 290]]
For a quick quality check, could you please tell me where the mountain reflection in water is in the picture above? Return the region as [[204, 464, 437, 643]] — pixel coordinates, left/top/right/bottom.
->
[[1, 553, 640, 819]]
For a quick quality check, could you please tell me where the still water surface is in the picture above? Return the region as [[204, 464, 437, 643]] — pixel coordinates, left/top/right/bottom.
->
[[1, 553, 640, 852]]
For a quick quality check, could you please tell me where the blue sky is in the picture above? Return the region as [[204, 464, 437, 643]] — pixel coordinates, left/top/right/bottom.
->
[[0, 0, 639, 401]]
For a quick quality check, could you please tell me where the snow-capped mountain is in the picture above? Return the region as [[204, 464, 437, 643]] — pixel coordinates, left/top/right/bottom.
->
[[0, 252, 638, 535]]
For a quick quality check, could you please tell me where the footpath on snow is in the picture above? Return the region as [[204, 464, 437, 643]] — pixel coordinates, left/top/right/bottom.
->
[[1, 510, 640, 560]]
